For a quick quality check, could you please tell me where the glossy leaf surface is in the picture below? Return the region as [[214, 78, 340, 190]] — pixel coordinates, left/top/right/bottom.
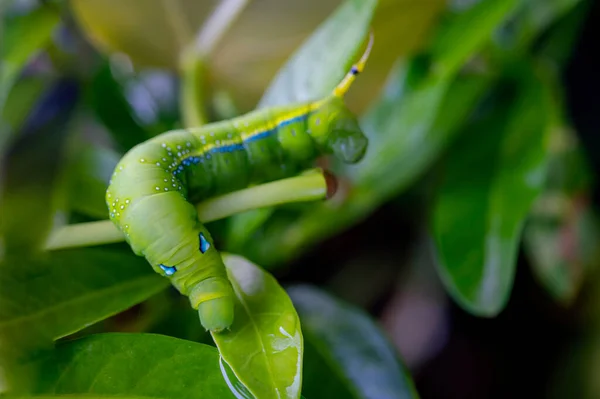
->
[[0, 249, 167, 345], [258, 0, 377, 107], [211, 254, 303, 399], [26, 333, 237, 398], [431, 63, 552, 315], [289, 285, 418, 399]]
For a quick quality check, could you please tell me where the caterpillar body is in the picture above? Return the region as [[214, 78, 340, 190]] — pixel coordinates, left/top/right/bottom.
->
[[106, 33, 373, 332]]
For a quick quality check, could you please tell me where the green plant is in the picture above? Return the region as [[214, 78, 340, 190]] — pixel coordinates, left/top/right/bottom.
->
[[1, 0, 596, 398]]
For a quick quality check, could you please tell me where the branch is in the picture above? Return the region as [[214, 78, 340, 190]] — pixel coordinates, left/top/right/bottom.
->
[[44, 169, 333, 251]]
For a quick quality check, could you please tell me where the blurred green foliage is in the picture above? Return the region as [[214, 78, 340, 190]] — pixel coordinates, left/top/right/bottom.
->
[[1, 0, 598, 398]]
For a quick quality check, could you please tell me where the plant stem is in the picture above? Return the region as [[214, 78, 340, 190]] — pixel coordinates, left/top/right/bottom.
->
[[44, 220, 124, 251], [162, 0, 192, 52], [180, 54, 209, 127], [197, 168, 328, 222], [193, 0, 250, 57], [179, 0, 250, 128], [44, 169, 329, 251]]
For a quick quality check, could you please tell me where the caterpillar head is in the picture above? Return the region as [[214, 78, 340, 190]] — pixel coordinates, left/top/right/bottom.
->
[[310, 96, 368, 164], [328, 103, 368, 164]]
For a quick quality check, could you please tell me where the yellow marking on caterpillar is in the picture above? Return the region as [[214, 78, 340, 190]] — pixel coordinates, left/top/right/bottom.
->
[[240, 103, 316, 142], [333, 31, 374, 98], [180, 32, 373, 159]]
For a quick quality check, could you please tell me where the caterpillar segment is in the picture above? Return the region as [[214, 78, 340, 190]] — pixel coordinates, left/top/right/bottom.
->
[[106, 32, 374, 332]]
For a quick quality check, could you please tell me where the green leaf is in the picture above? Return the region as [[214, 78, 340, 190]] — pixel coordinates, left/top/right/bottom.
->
[[0, 247, 167, 390], [430, 62, 553, 316], [0, 76, 49, 156], [258, 0, 377, 108], [523, 121, 600, 304], [525, 197, 600, 304], [65, 144, 120, 219], [517, 58, 598, 305], [301, 338, 355, 398], [240, 64, 493, 268], [534, 0, 591, 67], [517, 0, 584, 46], [0, 80, 78, 256], [355, 69, 453, 195], [86, 63, 154, 152], [145, 295, 211, 344], [211, 254, 303, 399], [0, 249, 168, 345], [0, 395, 141, 398], [288, 285, 418, 399], [0, 4, 60, 114], [219, 358, 258, 399], [488, 0, 586, 58], [229, 0, 518, 267], [24, 333, 237, 399], [358, 62, 496, 198], [224, 208, 276, 251], [430, 0, 519, 77]]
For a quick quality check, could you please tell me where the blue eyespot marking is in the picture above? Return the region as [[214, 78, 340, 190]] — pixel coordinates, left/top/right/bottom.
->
[[159, 264, 177, 276], [199, 233, 211, 254]]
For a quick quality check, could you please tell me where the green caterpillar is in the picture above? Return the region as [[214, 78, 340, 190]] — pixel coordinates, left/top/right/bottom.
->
[[106, 33, 373, 332]]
